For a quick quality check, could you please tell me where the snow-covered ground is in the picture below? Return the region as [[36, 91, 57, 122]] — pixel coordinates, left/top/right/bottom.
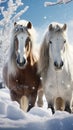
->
[[0, 88, 73, 129]]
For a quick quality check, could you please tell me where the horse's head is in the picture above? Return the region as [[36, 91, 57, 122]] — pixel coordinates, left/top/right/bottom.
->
[[47, 22, 67, 70], [13, 21, 32, 69]]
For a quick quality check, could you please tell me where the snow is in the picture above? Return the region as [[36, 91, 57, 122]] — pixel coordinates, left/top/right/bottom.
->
[[0, 88, 73, 129]]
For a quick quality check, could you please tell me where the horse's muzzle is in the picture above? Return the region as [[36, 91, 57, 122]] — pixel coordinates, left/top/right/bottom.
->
[[16, 54, 26, 67], [54, 60, 64, 70]]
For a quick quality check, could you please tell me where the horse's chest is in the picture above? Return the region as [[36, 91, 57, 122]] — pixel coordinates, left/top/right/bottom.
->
[[10, 68, 40, 91], [45, 67, 72, 95]]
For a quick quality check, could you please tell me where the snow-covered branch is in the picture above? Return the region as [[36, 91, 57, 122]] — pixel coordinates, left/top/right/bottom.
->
[[0, 0, 7, 3], [44, 0, 73, 7], [12, 6, 29, 22], [0, 0, 27, 28]]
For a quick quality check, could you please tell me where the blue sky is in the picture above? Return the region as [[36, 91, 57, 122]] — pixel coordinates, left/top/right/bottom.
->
[[0, 0, 73, 28], [21, 0, 73, 27]]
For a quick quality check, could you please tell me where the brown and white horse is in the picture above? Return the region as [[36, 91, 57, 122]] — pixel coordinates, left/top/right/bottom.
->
[[3, 20, 43, 112]]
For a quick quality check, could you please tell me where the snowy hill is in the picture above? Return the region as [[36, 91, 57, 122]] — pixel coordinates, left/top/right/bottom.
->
[[0, 88, 73, 129]]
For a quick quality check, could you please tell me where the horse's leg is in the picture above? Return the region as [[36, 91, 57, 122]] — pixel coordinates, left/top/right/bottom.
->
[[37, 88, 43, 107], [54, 97, 65, 111], [48, 102, 55, 114], [65, 101, 71, 113], [10, 90, 20, 103], [45, 93, 55, 114], [10, 90, 29, 112], [27, 92, 37, 111], [20, 96, 29, 112]]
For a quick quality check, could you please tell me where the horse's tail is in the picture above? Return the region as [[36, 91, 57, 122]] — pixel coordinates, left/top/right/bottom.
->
[[54, 97, 65, 111], [20, 96, 29, 112]]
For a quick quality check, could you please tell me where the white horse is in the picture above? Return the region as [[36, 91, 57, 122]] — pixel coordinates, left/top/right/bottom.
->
[[38, 22, 73, 113]]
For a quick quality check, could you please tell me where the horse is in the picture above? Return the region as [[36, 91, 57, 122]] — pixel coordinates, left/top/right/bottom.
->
[[3, 20, 43, 112], [38, 22, 73, 114]]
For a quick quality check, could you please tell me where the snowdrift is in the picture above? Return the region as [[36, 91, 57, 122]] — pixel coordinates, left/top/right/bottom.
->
[[0, 88, 73, 129]]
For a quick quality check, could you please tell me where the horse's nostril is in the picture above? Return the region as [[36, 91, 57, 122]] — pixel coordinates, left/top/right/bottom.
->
[[21, 28, 23, 32], [60, 61, 64, 67], [16, 53, 20, 64], [54, 61, 58, 67], [54, 60, 64, 69], [23, 57, 26, 64]]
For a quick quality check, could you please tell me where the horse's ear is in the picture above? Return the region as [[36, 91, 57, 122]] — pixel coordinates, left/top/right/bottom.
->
[[27, 22, 32, 29], [14, 22, 17, 26], [62, 24, 67, 31], [49, 24, 53, 31]]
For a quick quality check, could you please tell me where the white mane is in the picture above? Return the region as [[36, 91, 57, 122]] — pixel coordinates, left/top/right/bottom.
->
[[17, 20, 37, 45], [63, 42, 73, 81], [45, 22, 67, 43], [49, 22, 65, 29]]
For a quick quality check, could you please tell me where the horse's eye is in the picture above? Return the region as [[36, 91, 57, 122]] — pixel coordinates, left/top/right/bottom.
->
[[49, 41, 52, 44], [64, 40, 66, 43]]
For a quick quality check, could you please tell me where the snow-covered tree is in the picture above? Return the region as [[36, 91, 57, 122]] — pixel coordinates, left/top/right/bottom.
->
[[0, 0, 29, 80]]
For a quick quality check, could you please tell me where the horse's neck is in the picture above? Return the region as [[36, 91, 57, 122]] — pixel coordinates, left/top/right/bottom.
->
[[48, 56, 71, 85]]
